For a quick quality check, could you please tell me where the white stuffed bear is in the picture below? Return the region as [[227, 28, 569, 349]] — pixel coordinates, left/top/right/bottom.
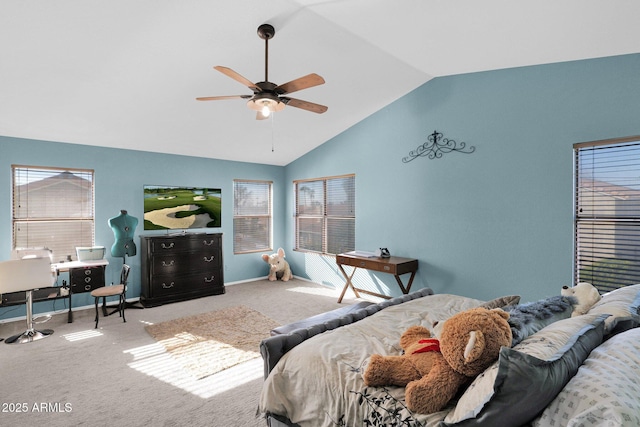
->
[[261, 248, 292, 282], [561, 282, 601, 316]]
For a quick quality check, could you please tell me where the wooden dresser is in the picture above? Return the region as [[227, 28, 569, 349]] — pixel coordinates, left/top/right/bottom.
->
[[140, 233, 224, 307]]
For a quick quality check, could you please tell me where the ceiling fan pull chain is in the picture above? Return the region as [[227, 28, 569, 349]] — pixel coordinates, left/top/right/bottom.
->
[[271, 113, 275, 152]]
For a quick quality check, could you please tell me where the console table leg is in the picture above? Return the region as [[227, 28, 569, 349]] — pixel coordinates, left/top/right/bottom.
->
[[337, 264, 359, 303], [394, 271, 417, 294]]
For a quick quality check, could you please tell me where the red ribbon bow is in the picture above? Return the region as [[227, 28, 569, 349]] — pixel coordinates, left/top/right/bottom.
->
[[412, 338, 441, 354]]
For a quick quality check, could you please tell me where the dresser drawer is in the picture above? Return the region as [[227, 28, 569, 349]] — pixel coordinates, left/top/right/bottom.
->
[[336, 256, 398, 275], [70, 265, 105, 293], [150, 251, 221, 276], [150, 235, 220, 253], [149, 273, 223, 297]]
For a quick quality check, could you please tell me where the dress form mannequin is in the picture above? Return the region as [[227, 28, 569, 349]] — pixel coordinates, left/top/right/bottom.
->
[[108, 210, 138, 257], [107, 210, 143, 311]]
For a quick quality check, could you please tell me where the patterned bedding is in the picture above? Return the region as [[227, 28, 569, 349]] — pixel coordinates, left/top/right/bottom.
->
[[532, 327, 640, 427], [259, 284, 640, 427], [258, 294, 485, 427]]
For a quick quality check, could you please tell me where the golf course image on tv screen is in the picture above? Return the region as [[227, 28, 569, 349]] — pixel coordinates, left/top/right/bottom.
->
[[143, 185, 221, 230]]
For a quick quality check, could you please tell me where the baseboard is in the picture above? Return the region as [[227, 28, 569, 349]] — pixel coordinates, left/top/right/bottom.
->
[[225, 275, 333, 287], [224, 276, 270, 286], [0, 297, 141, 325], [1, 277, 333, 324]]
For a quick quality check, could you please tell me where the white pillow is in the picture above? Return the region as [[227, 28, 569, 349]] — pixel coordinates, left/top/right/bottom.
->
[[587, 284, 640, 334]]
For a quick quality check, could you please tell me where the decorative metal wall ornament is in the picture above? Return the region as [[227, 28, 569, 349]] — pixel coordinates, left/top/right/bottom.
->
[[402, 130, 475, 163]]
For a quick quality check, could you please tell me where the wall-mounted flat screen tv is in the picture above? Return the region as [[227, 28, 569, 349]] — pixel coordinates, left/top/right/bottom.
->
[[143, 186, 221, 230]]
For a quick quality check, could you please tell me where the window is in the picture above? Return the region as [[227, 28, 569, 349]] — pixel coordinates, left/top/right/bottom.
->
[[12, 165, 95, 262], [295, 174, 355, 255], [233, 179, 272, 253], [574, 137, 640, 293]]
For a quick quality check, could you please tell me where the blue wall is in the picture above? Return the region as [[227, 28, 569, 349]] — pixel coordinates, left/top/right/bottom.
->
[[284, 53, 640, 302], [2, 53, 640, 321], [0, 137, 285, 320]]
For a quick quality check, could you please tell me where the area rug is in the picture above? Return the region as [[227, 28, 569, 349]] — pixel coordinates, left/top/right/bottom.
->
[[145, 305, 280, 380]]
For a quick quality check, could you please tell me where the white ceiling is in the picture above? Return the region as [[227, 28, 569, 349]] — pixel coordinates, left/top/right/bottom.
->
[[1, 0, 639, 166]]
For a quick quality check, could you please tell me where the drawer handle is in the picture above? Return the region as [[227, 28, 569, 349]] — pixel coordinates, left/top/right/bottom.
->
[[162, 260, 175, 267], [383, 266, 391, 271], [161, 242, 175, 249], [84, 277, 91, 283], [204, 276, 215, 283], [203, 256, 215, 262], [162, 282, 175, 289], [359, 261, 366, 267], [84, 284, 92, 291], [84, 270, 92, 276], [203, 239, 215, 246]]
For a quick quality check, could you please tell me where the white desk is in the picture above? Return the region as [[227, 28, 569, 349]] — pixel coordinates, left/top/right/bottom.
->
[[1, 259, 110, 326], [52, 259, 109, 322], [52, 259, 109, 273]]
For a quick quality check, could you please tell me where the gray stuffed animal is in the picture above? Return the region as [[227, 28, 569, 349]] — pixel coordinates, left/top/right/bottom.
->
[[431, 294, 579, 346], [505, 295, 577, 346]]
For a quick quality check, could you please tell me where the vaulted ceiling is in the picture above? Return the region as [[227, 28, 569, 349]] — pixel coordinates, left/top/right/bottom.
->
[[1, 1, 639, 166]]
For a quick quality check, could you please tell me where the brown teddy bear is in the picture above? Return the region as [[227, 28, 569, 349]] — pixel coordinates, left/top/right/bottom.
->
[[405, 307, 512, 414], [364, 307, 512, 414], [363, 325, 440, 387]]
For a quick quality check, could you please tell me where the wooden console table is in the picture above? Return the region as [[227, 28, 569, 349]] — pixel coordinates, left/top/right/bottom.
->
[[335, 253, 419, 303]]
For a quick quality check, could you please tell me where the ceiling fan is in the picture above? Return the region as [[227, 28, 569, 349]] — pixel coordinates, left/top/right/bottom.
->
[[196, 24, 327, 120]]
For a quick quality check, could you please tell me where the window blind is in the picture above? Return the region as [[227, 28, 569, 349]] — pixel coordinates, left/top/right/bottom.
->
[[12, 165, 94, 262], [295, 174, 355, 255], [574, 137, 640, 292], [233, 180, 272, 253]]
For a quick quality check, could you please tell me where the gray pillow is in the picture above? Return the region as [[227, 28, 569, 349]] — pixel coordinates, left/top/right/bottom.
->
[[443, 314, 607, 427]]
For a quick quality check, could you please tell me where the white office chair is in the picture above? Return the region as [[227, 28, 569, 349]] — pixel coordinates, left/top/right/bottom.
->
[[0, 256, 56, 344], [11, 247, 54, 262]]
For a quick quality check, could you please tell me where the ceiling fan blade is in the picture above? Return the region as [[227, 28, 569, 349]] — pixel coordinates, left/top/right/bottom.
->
[[275, 73, 325, 95], [282, 97, 328, 114], [196, 95, 252, 101], [213, 66, 260, 91]]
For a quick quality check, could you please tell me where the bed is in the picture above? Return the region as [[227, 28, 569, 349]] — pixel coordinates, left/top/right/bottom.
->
[[258, 285, 640, 427]]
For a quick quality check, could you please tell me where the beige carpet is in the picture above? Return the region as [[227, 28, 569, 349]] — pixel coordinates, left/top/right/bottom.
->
[[145, 305, 280, 379], [0, 280, 361, 427]]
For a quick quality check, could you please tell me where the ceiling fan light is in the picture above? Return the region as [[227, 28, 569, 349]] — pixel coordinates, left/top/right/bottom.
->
[[247, 94, 285, 113], [261, 102, 271, 117]]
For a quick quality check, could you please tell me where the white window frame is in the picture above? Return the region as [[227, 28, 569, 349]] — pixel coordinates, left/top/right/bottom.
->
[[12, 165, 95, 262], [233, 179, 272, 254], [574, 136, 640, 293], [294, 174, 355, 255]]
